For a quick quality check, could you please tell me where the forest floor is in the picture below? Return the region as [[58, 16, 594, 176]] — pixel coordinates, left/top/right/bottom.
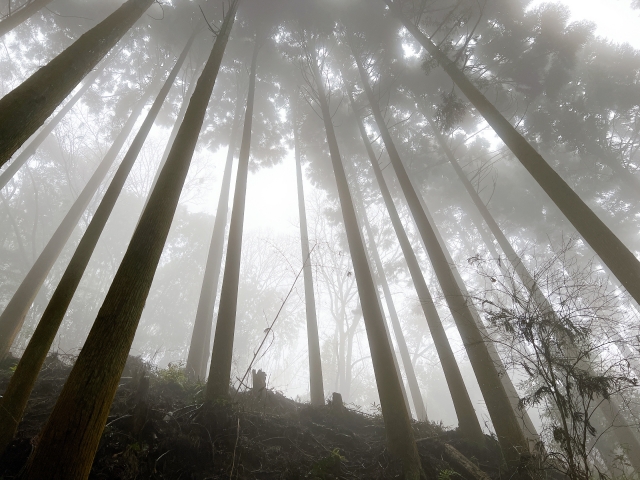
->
[[0, 354, 517, 479]]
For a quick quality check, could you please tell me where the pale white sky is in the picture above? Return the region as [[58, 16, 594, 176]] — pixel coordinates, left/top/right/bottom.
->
[[240, 0, 640, 236], [529, 0, 640, 48]]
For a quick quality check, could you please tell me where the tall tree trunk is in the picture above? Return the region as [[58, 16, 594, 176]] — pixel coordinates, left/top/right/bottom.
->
[[411, 168, 541, 452], [0, 0, 53, 37], [306, 40, 424, 480], [0, 68, 101, 191], [353, 187, 427, 421], [346, 89, 485, 442], [0, 0, 154, 168], [206, 37, 260, 400], [384, 0, 640, 309], [143, 62, 202, 213], [292, 91, 325, 406], [0, 85, 154, 359], [22, 8, 236, 479], [185, 87, 243, 381], [350, 44, 530, 464], [429, 120, 640, 456], [344, 303, 362, 402], [0, 30, 198, 456]]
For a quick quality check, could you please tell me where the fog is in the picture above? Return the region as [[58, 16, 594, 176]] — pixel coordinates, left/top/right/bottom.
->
[[1, 0, 640, 477]]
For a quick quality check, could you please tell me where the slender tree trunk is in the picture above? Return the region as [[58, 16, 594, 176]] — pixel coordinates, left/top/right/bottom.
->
[[292, 91, 325, 406], [0, 0, 53, 37], [353, 188, 427, 421], [0, 0, 155, 168], [350, 44, 529, 464], [0, 30, 198, 456], [307, 41, 423, 480], [412, 169, 541, 453], [143, 62, 202, 214], [344, 304, 362, 402], [346, 89, 485, 442], [0, 85, 154, 359], [430, 121, 640, 456], [185, 87, 243, 381], [376, 277, 414, 418], [206, 37, 260, 400], [0, 69, 101, 191], [22, 8, 236, 479], [384, 0, 640, 309]]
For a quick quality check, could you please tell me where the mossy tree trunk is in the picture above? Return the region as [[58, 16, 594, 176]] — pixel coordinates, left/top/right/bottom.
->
[[0, 29, 198, 456], [0, 85, 154, 359], [0, 0, 155, 167], [22, 7, 236, 478], [0, 68, 101, 190]]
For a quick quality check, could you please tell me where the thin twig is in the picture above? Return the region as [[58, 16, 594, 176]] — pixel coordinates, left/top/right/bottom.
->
[[233, 245, 317, 398]]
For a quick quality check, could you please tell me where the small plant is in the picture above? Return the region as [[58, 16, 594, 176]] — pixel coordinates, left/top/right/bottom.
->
[[438, 468, 461, 480], [311, 448, 346, 477], [157, 361, 188, 387]]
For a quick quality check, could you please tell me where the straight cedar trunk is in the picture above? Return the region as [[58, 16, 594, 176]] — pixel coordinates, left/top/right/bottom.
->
[[206, 37, 259, 400], [0, 0, 53, 37], [437, 135, 640, 464], [0, 68, 101, 191], [143, 62, 202, 213], [410, 172, 543, 450], [0, 0, 154, 168], [346, 89, 485, 442], [292, 92, 325, 406], [307, 41, 423, 480], [353, 189, 427, 421], [0, 86, 153, 359], [185, 88, 243, 381], [0, 30, 198, 455], [350, 46, 530, 464], [428, 121, 640, 455], [383, 0, 640, 309], [22, 7, 236, 478]]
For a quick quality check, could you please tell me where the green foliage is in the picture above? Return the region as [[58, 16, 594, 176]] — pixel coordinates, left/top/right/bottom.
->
[[437, 468, 461, 480], [311, 448, 346, 477], [156, 361, 188, 388]]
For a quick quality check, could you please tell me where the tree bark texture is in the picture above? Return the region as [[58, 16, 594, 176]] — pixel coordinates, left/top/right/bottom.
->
[[292, 91, 325, 406], [22, 8, 236, 478], [307, 41, 424, 480], [384, 0, 640, 309], [206, 37, 260, 400], [0, 0, 155, 168], [0, 30, 198, 456], [0, 85, 154, 359], [350, 44, 530, 464], [185, 86, 243, 381], [347, 88, 485, 442], [0, 0, 53, 37], [0, 68, 101, 191]]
